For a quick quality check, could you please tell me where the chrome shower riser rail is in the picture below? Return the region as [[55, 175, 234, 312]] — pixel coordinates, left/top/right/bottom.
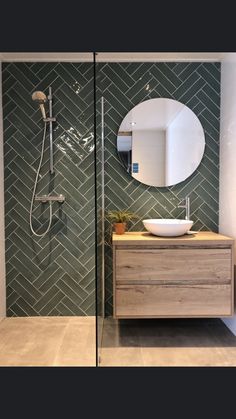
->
[[48, 86, 55, 174], [35, 194, 65, 203]]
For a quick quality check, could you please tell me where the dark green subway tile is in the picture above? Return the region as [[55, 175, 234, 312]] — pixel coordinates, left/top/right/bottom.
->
[[56, 89, 82, 116], [61, 272, 89, 298], [7, 64, 35, 91], [178, 78, 206, 103], [10, 300, 31, 316], [55, 301, 76, 316], [204, 63, 221, 80], [3, 61, 219, 317], [2, 74, 17, 92], [126, 72, 154, 100], [196, 180, 219, 203], [58, 297, 85, 316], [155, 63, 182, 87], [177, 63, 202, 81], [196, 90, 220, 118], [38, 290, 65, 316], [59, 62, 89, 85], [60, 82, 88, 111], [7, 289, 19, 307], [201, 108, 220, 131], [190, 101, 205, 115], [80, 270, 95, 289], [200, 157, 218, 182], [197, 65, 220, 94], [173, 71, 199, 99], [8, 85, 35, 116], [56, 278, 83, 305], [196, 208, 218, 231], [173, 62, 190, 75], [10, 279, 38, 306], [35, 62, 59, 80], [204, 83, 220, 107], [102, 64, 131, 92], [150, 65, 176, 93], [198, 114, 219, 138], [3, 100, 18, 116], [33, 71, 62, 94], [80, 291, 95, 311]]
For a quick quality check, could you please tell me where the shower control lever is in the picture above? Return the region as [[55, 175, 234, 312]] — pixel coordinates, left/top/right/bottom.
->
[[35, 194, 65, 203], [43, 117, 56, 122]]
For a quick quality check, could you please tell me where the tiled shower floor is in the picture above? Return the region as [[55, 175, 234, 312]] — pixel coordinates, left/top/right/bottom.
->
[[100, 318, 236, 366], [0, 316, 96, 366]]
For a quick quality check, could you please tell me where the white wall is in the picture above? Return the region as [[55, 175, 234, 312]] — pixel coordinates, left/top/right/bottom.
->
[[165, 107, 205, 186], [0, 62, 6, 317], [219, 54, 236, 334], [132, 130, 165, 186]]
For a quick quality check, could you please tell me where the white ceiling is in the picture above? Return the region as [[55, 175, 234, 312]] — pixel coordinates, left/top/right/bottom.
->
[[0, 52, 227, 62]]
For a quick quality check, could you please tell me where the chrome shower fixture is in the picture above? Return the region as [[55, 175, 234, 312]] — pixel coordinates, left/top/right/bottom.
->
[[32, 91, 47, 119], [32, 86, 56, 174], [30, 86, 65, 238]]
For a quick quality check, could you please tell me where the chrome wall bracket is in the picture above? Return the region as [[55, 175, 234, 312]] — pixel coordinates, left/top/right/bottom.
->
[[35, 194, 65, 203]]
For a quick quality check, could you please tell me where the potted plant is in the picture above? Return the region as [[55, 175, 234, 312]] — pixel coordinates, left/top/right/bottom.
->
[[107, 210, 138, 235]]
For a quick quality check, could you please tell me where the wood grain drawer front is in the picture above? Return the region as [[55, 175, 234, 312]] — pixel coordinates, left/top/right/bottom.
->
[[116, 248, 232, 284], [115, 285, 232, 317]]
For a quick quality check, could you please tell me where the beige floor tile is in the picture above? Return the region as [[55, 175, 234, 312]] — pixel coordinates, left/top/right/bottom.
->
[[0, 316, 96, 367], [53, 321, 96, 366], [100, 317, 236, 367], [100, 348, 144, 366], [140, 347, 229, 367], [0, 320, 68, 366], [68, 316, 96, 325]]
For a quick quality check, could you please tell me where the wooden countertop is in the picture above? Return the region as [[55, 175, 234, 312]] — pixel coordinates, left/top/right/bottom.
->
[[112, 231, 234, 246]]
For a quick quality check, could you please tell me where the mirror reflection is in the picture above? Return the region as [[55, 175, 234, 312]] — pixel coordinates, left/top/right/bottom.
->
[[117, 98, 205, 187]]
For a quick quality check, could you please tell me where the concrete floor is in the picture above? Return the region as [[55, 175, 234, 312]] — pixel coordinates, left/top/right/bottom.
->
[[0, 316, 96, 366], [1, 316, 236, 367], [100, 318, 236, 366]]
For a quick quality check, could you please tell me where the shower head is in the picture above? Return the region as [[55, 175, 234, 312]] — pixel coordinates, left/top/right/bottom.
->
[[32, 91, 47, 119]]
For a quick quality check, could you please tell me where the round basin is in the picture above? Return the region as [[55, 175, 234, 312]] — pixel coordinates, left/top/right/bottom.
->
[[142, 219, 193, 237]]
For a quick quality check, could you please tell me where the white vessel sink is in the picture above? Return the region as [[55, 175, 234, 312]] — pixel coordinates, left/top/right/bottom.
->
[[142, 219, 193, 237]]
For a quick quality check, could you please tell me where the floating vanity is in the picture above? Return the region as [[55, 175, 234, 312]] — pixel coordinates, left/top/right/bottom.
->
[[112, 232, 234, 319]]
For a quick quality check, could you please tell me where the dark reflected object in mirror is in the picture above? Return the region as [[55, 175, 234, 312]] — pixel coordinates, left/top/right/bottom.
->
[[117, 98, 205, 187]]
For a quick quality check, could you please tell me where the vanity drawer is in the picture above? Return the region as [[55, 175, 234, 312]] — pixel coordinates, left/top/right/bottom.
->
[[115, 248, 232, 284], [115, 284, 232, 318]]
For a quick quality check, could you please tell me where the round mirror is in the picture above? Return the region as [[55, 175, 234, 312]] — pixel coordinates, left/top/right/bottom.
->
[[117, 98, 205, 187]]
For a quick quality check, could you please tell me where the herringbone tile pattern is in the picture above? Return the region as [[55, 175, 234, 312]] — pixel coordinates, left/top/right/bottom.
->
[[3, 61, 221, 318], [96, 62, 221, 315], [3, 62, 96, 316]]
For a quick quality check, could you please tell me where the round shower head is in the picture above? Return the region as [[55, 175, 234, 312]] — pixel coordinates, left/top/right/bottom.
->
[[32, 91, 47, 119], [32, 91, 47, 103]]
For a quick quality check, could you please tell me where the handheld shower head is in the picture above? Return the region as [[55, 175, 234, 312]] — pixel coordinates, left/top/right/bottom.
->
[[32, 91, 47, 119]]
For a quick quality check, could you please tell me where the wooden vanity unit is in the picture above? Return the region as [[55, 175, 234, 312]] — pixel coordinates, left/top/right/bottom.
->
[[112, 232, 234, 319]]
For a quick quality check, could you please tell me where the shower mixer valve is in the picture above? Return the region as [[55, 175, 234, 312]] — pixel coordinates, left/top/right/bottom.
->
[[35, 194, 65, 203]]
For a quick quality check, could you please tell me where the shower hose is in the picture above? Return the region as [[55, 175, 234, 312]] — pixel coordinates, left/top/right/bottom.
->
[[29, 122, 53, 237]]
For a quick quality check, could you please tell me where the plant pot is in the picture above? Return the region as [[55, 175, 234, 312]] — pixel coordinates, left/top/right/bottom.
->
[[114, 222, 126, 235]]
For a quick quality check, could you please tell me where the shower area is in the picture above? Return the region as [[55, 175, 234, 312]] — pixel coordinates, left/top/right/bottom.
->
[[0, 53, 106, 366], [1, 52, 232, 367]]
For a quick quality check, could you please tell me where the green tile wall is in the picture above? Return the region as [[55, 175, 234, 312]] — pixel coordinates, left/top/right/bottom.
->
[[96, 62, 221, 315], [3, 62, 95, 316], [3, 61, 220, 317]]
